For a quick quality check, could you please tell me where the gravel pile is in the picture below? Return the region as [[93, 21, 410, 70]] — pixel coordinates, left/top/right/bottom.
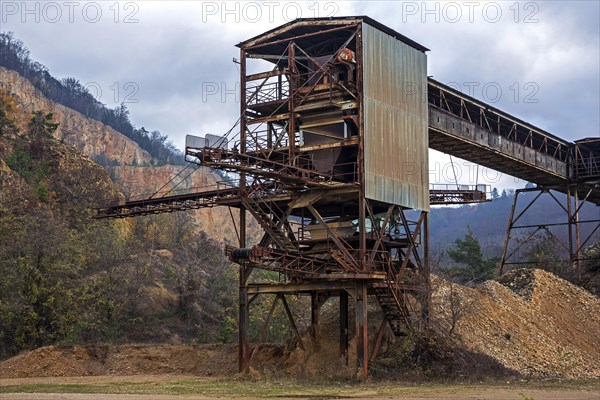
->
[[433, 269, 600, 379]]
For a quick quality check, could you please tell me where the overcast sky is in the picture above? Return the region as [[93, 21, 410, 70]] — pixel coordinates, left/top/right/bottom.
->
[[2, 0, 599, 189]]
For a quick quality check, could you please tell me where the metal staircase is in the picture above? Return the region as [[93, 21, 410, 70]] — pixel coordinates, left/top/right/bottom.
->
[[242, 187, 298, 252], [373, 286, 410, 336], [369, 251, 413, 336]]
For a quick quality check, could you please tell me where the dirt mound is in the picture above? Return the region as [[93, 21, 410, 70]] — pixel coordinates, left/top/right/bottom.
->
[[433, 268, 600, 379], [0, 344, 283, 379], [283, 331, 357, 379], [278, 298, 360, 379]]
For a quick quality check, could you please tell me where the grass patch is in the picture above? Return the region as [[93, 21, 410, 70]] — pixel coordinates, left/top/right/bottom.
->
[[2, 377, 599, 398], [0, 379, 466, 397]]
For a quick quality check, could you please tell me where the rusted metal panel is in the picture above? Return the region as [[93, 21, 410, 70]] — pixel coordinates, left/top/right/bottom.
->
[[446, 118, 460, 135], [525, 148, 536, 165], [557, 160, 567, 176], [430, 110, 446, 131], [492, 134, 504, 152], [514, 145, 525, 160], [362, 23, 429, 211], [536, 151, 548, 169]]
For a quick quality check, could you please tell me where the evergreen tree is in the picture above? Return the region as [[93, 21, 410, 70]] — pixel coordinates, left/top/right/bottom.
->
[[446, 228, 499, 284], [27, 111, 58, 158], [491, 187, 500, 200]]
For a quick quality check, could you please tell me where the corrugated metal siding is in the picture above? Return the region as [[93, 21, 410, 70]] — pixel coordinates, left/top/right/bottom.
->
[[362, 23, 429, 211]]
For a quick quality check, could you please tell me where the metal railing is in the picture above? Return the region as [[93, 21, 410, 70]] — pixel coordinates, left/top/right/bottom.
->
[[429, 183, 490, 204], [246, 80, 290, 106], [574, 147, 600, 180], [429, 183, 490, 193]]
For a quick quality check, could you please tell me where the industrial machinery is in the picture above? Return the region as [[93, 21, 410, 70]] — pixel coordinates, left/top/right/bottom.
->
[[96, 17, 599, 377]]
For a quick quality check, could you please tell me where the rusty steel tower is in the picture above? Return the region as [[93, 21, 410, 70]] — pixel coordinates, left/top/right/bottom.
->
[[194, 17, 433, 376]]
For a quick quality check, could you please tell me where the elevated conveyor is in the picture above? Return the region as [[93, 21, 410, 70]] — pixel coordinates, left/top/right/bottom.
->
[[427, 79, 599, 205]]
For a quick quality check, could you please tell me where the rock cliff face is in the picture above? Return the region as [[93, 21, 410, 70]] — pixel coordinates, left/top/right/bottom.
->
[[109, 165, 217, 200], [0, 67, 152, 165], [0, 66, 255, 241], [110, 165, 253, 242]]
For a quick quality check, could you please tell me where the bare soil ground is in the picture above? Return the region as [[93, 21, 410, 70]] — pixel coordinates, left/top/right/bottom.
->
[[2, 390, 600, 400], [0, 344, 283, 379]]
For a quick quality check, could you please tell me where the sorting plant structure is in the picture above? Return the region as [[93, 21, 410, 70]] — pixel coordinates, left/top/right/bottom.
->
[[95, 17, 600, 377]]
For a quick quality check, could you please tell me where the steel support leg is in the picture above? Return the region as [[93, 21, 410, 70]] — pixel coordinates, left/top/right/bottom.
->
[[423, 211, 431, 332], [355, 282, 368, 378], [574, 190, 581, 281], [238, 202, 248, 374], [500, 191, 519, 274], [311, 292, 320, 338], [238, 280, 249, 373], [370, 318, 387, 362], [340, 290, 349, 364]]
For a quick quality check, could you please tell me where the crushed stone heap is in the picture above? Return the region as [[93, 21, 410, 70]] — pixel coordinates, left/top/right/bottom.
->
[[433, 268, 600, 379]]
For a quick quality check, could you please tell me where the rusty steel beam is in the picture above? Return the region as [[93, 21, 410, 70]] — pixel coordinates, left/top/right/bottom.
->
[[244, 23, 358, 50], [95, 182, 490, 219], [238, 46, 249, 375], [246, 68, 289, 82], [239, 267, 249, 374], [310, 292, 320, 336], [370, 318, 388, 362], [500, 186, 600, 273], [186, 147, 350, 188], [355, 282, 368, 378], [247, 282, 356, 295], [340, 290, 349, 363], [280, 295, 304, 350], [249, 295, 280, 365], [422, 211, 431, 332]]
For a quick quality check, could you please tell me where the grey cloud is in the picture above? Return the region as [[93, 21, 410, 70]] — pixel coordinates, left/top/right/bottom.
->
[[2, 1, 598, 172]]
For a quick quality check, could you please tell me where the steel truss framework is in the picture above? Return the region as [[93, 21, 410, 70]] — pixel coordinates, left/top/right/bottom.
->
[[226, 19, 436, 378], [500, 185, 600, 279], [232, 204, 431, 377]]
